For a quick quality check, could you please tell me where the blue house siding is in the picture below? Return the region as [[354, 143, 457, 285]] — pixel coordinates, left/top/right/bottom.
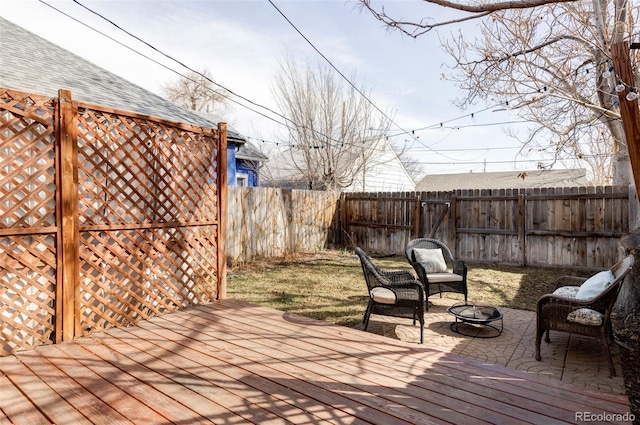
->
[[227, 145, 237, 186], [236, 159, 259, 186]]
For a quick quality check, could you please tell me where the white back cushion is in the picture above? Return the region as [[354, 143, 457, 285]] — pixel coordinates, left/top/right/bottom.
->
[[413, 248, 447, 273], [575, 270, 615, 300]]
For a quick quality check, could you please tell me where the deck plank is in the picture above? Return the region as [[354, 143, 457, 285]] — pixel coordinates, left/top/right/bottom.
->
[[206, 300, 631, 419], [196, 301, 624, 424], [171, 304, 520, 424], [0, 373, 51, 425], [138, 318, 420, 425], [97, 327, 315, 425], [16, 350, 132, 425], [0, 355, 92, 424], [109, 325, 354, 425], [0, 300, 632, 425]]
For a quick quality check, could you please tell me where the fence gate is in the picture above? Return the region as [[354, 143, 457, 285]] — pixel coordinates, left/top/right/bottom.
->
[[0, 88, 227, 356]]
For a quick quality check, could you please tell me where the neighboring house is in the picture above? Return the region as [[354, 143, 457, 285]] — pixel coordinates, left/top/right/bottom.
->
[[416, 168, 588, 192], [265, 137, 416, 192], [233, 140, 268, 187], [0, 17, 264, 186]]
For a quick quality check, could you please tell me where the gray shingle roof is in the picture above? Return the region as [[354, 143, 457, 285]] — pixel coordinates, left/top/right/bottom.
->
[[236, 141, 268, 161], [0, 16, 244, 141], [416, 169, 587, 191]]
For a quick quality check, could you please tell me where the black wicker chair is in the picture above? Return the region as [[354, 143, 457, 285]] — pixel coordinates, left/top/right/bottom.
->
[[355, 247, 425, 343], [535, 255, 634, 377], [405, 238, 468, 310]]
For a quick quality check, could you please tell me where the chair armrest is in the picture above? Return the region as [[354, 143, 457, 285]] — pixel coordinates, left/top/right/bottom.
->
[[537, 292, 604, 311], [383, 279, 425, 299], [452, 259, 467, 277], [552, 275, 587, 290], [382, 270, 416, 283]]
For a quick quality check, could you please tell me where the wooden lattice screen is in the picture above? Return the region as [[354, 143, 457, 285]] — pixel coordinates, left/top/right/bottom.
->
[[0, 89, 57, 356], [0, 88, 227, 356]]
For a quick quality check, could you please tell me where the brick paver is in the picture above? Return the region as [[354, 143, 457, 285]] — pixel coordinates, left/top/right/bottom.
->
[[355, 296, 626, 394]]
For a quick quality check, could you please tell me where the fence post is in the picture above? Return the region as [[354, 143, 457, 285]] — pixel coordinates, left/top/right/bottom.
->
[[414, 195, 421, 238], [518, 192, 526, 266], [56, 89, 79, 341], [450, 193, 457, 257], [217, 123, 228, 300]]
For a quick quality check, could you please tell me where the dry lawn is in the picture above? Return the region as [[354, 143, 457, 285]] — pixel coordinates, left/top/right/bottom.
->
[[228, 249, 593, 327]]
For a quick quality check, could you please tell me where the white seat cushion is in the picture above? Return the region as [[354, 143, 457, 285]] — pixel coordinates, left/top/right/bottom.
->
[[371, 287, 396, 304], [567, 308, 604, 326], [552, 286, 580, 298], [425, 273, 463, 283]]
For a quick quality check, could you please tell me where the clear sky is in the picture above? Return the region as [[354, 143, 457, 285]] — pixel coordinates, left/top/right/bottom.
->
[[0, 0, 560, 176]]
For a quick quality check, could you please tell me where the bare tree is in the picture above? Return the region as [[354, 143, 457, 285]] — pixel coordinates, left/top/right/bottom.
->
[[270, 55, 393, 191], [162, 67, 229, 117], [442, 0, 638, 185], [393, 143, 426, 183], [358, 0, 638, 185]]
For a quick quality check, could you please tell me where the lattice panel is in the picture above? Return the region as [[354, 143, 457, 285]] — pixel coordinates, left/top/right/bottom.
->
[[0, 91, 56, 229], [76, 109, 219, 226], [79, 226, 218, 334], [0, 234, 57, 356]]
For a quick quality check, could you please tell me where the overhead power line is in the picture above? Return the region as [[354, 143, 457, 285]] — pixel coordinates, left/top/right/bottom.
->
[[34, 0, 613, 170]]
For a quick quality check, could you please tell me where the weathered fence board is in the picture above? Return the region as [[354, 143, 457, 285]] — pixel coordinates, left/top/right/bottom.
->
[[342, 186, 630, 268], [8, 177, 616, 279], [226, 187, 340, 264]]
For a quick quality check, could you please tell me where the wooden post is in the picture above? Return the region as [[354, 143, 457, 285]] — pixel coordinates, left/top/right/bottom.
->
[[450, 194, 457, 257], [56, 89, 79, 341], [518, 192, 526, 266], [612, 41, 640, 195], [217, 123, 228, 300], [340, 192, 347, 246], [414, 195, 421, 238]]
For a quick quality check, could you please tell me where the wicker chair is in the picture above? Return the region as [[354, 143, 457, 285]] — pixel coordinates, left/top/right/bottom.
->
[[355, 247, 425, 343], [405, 238, 468, 310], [535, 255, 634, 377]]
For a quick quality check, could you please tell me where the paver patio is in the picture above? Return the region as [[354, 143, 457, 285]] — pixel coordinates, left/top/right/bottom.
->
[[355, 296, 627, 395]]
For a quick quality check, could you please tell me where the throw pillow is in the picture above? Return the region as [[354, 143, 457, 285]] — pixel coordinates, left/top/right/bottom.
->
[[552, 286, 580, 298], [412, 248, 447, 273], [575, 270, 615, 300]]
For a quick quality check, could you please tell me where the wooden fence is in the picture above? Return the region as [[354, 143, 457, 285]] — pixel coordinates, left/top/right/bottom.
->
[[227, 187, 340, 264], [342, 187, 632, 269], [227, 186, 631, 269], [0, 88, 226, 356]]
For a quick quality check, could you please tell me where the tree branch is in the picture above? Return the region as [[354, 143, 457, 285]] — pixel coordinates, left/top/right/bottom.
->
[[415, 0, 577, 13], [358, 0, 578, 37]]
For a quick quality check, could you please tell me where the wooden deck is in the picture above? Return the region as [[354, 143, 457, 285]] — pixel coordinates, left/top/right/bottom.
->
[[0, 299, 632, 424]]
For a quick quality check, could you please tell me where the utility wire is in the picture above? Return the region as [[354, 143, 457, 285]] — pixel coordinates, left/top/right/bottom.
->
[[68, 0, 373, 150], [37, 0, 285, 128], [267, 0, 451, 158], [39, 0, 615, 167]]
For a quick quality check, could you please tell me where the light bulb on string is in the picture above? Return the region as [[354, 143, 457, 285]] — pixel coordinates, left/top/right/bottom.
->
[[627, 89, 638, 101], [616, 81, 626, 93]]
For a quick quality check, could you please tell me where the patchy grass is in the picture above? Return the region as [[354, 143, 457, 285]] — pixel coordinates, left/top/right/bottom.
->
[[228, 250, 593, 327]]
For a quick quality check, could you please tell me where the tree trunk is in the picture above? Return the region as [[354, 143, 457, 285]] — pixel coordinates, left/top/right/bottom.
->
[[612, 232, 640, 423], [612, 150, 633, 186]]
